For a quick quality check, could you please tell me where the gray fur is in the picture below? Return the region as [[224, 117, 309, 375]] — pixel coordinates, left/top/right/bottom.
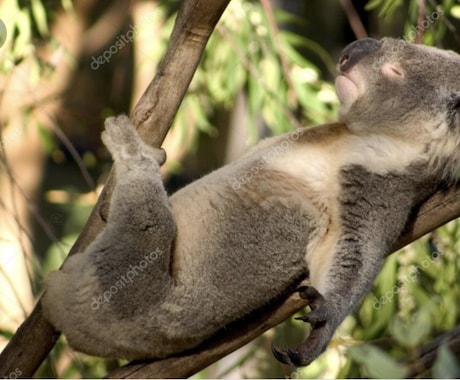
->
[[42, 38, 460, 366]]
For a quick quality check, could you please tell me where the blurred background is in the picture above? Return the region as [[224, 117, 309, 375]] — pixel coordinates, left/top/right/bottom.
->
[[0, 0, 459, 377]]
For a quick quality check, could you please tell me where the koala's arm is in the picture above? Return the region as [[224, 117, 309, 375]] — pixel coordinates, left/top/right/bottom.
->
[[274, 164, 425, 366]]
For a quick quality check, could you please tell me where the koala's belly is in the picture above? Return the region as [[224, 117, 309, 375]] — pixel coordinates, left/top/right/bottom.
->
[[167, 168, 321, 336]]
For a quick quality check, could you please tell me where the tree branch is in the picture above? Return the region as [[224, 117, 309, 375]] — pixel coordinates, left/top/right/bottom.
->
[[0, 0, 230, 377], [407, 323, 460, 377], [338, 0, 368, 39], [107, 288, 310, 378]]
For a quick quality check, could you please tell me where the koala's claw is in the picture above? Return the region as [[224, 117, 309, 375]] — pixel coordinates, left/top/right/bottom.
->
[[272, 325, 329, 366], [272, 286, 331, 367], [296, 285, 328, 326]]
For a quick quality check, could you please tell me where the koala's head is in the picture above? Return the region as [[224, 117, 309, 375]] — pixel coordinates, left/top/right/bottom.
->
[[335, 37, 460, 178]]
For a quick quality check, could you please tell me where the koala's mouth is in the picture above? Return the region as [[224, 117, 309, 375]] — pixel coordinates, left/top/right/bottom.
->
[[335, 74, 359, 105]]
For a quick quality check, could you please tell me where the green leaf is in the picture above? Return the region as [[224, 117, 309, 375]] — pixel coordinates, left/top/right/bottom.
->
[[12, 9, 31, 57], [31, 0, 49, 36], [348, 344, 409, 378], [432, 344, 460, 378], [365, 0, 384, 10], [451, 5, 460, 19], [390, 304, 432, 347], [365, 0, 403, 18], [38, 123, 56, 154]]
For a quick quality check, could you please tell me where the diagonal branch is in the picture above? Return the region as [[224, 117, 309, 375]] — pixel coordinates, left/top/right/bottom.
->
[[0, 0, 231, 377], [407, 323, 460, 377], [107, 288, 310, 378]]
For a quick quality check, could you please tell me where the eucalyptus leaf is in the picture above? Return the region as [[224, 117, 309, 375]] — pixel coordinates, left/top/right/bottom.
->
[[31, 0, 48, 36], [348, 344, 409, 378], [390, 304, 432, 348], [432, 344, 460, 378]]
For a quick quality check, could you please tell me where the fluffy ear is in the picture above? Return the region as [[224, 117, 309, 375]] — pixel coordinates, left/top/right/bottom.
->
[[448, 92, 460, 131]]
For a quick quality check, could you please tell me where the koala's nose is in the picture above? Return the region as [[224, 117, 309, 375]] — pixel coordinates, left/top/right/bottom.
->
[[338, 38, 382, 72]]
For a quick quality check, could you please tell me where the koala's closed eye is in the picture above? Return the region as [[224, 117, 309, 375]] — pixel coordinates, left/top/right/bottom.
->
[[447, 93, 460, 130], [381, 62, 405, 80], [449, 93, 460, 109]]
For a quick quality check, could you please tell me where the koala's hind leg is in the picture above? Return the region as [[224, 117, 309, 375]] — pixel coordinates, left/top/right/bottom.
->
[[99, 115, 176, 286], [42, 115, 177, 359]]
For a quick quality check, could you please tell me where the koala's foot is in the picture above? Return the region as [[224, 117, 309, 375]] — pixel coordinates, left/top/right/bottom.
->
[[272, 286, 333, 367], [101, 115, 166, 171]]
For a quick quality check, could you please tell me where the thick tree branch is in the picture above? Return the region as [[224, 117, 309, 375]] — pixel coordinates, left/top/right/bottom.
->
[[0, 0, 230, 377], [107, 288, 310, 378]]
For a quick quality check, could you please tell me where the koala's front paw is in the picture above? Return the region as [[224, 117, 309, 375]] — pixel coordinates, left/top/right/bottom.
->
[[272, 286, 333, 366], [101, 115, 166, 168]]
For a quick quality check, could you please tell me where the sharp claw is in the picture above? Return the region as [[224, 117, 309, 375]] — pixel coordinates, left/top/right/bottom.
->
[[272, 286, 332, 366], [296, 285, 324, 303], [295, 312, 328, 327], [294, 286, 329, 325], [271, 345, 315, 367], [295, 314, 309, 322], [271, 344, 294, 365]]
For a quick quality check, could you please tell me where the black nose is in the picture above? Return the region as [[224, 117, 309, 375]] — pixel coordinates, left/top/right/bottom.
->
[[338, 38, 382, 72]]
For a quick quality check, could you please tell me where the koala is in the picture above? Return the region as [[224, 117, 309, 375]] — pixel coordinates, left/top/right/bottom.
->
[[42, 38, 460, 367]]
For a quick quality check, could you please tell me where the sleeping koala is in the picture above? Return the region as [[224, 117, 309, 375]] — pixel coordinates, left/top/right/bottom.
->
[[42, 38, 460, 366]]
